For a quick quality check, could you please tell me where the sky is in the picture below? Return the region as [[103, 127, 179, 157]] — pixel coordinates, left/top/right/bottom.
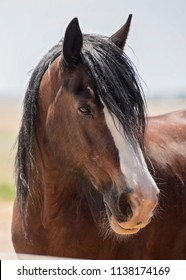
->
[[0, 0, 186, 98]]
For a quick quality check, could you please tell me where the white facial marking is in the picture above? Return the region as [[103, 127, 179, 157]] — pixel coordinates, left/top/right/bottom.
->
[[103, 105, 159, 199]]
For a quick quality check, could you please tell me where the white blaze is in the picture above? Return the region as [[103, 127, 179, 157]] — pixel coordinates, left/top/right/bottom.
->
[[103, 106, 159, 199]]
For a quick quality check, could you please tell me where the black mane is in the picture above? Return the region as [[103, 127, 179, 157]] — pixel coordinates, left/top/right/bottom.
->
[[15, 44, 62, 214], [16, 34, 146, 216]]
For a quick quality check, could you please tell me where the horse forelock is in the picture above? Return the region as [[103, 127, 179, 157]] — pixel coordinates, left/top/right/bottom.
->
[[81, 35, 147, 149]]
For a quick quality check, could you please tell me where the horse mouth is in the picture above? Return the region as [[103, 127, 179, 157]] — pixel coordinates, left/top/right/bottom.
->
[[104, 202, 141, 235], [110, 216, 140, 235]]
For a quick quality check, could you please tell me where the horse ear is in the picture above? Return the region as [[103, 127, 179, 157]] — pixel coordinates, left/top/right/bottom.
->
[[109, 14, 132, 49], [62, 18, 83, 65]]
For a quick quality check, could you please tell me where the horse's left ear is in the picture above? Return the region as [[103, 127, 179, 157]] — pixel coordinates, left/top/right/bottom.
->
[[62, 17, 83, 65], [109, 14, 132, 49]]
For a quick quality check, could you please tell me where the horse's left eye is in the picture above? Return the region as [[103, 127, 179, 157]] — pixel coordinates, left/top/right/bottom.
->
[[78, 106, 92, 116]]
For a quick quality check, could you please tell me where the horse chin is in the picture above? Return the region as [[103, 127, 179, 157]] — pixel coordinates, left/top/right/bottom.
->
[[110, 216, 140, 235]]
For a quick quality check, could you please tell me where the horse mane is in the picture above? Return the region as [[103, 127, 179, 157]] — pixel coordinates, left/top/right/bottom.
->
[[15, 43, 62, 214], [15, 34, 146, 217]]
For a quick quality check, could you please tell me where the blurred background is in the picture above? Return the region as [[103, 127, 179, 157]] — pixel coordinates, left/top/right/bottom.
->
[[0, 0, 186, 254]]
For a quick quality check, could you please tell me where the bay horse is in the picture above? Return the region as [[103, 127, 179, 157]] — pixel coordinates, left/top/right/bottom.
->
[[12, 15, 186, 259]]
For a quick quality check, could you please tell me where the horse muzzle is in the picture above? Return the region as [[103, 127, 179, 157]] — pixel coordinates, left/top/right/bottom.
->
[[104, 188, 159, 235]]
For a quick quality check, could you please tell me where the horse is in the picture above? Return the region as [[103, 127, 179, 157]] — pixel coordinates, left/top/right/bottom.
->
[[11, 15, 186, 259]]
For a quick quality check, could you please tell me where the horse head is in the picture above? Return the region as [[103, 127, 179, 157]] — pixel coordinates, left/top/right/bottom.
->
[[44, 16, 159, 237]]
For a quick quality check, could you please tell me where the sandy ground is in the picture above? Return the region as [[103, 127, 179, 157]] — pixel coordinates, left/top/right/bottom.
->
[[0, 97, 186, 258], [0, 201, 15, 253], [0, 100, 21, 185]]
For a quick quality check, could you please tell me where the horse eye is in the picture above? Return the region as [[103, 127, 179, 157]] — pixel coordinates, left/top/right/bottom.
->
[[78, 106, 92, 116]]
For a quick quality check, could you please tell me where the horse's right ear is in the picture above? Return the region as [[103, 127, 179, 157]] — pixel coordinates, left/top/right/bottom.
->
[[62, 18, 83, 66]]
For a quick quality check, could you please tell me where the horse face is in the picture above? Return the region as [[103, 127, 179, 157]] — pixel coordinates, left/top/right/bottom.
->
[[46, 63, 159, 236]]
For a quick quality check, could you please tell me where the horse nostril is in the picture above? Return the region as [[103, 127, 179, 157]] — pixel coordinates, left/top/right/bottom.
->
[[120, 201, 132, 219], [118, 192, 133, 221]]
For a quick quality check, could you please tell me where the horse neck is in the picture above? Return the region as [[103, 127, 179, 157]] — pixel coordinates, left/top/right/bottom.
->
[[28, 129, 88, 229]]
